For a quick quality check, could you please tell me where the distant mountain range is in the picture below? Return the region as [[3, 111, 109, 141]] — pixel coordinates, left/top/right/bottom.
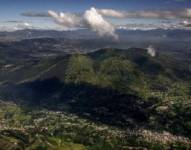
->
[[0, 29, 191, 63], [1, 29, 191, 42]]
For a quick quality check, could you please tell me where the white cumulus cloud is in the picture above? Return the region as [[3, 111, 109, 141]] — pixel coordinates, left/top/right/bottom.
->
[[48, 11, 82, 29], [147, 45, 156, 57], [48, 7, 118, 39], [84, 7, 118, 39]]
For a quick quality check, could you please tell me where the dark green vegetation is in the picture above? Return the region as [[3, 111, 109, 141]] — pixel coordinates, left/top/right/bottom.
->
[[0, 48, 190, 149]]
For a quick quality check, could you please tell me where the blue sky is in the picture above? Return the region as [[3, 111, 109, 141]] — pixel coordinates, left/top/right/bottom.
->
[[0, 0, 191, 31]]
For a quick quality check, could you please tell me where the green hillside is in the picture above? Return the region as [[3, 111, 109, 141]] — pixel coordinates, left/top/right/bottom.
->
[[0, 48, 190, 149]]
